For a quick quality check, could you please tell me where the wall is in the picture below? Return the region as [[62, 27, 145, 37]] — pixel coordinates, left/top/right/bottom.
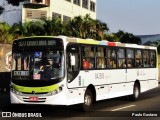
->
[[0, 44, 12, 72], [0, 44, 11, 91]]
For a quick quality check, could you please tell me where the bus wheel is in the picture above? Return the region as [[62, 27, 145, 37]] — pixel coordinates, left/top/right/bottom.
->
[[82, 89, 93, 111], [130, 83, 140, 101]]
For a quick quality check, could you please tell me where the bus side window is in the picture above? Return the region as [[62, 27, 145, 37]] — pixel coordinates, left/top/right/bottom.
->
[[107, 49, 117, 68], [82, 46, 95, 70], [135, 50, 142, 67], [143, 51, 150, 67], [117, 48, 126, 68], [96, 47, 106, 69], [66, 43, 80, 83], [150, 51, 156, 67], [126, 49, 134, 68]]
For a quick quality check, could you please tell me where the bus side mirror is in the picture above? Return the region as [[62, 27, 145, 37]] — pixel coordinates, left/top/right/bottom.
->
[[70, 54, 75, 66], [6, 51, 12, 71]]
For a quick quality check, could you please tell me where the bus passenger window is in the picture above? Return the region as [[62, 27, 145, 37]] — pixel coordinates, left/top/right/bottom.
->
[[135, 50, 142, 67], [83, 58, 89, 69], [82, 46, 95, 70], [97, 58, 105, 68], [143, 51, 150, 67], [150, 51, 156, 67], [107, 58, 112, 68], [96, 47, 106, 69], [118, 49, 126, 68], [107, 49, 117, 68], [126, 49, 134, 68]]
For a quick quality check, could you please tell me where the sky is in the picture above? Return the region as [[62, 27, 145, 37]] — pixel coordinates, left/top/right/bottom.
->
[[97, 0, 160, 35]]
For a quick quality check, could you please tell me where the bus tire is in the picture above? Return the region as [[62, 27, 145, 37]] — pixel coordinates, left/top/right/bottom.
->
[[129, 83, 140, 101], [82, 89, 93, 111]]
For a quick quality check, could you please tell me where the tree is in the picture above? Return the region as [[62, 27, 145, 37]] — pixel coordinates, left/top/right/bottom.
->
[[22, 20, 45, 36], [10, 22, 23, 39], [94, 19, 109, 40], [43, 17, 63, 36], [65, 14, 109, 40], [6, 0, 25, 6], [0, 6, 4, 15], [104, 30, 141, 44], [0, 22, 13, 43], [6, 0, 43, 6], [66, 15, 83, 38]]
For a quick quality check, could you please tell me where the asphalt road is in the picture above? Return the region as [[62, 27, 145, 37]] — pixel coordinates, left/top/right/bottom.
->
[[0, 85, 160, 120]]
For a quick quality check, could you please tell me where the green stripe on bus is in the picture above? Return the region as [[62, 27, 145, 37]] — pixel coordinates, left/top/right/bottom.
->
[[12, 83, 59, 93]]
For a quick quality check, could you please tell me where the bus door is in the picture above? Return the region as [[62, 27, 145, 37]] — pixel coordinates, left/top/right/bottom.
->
[[66, 43, 80, 88]]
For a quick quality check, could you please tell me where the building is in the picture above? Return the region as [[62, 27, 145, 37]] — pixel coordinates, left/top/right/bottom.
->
[[23, 0, 96, 22], [0, 0, 96, 25]]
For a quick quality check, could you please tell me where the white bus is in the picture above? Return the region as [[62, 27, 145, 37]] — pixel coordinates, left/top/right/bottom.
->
[[10, 36, 158, 111]]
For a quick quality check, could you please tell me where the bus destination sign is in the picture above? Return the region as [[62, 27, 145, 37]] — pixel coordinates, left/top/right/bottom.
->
[[18, 40, 56, 47]]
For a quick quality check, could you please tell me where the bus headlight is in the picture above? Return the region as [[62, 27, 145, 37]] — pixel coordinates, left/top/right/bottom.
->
[[11, 87, 21, 95], [47, 84, 64, 96]]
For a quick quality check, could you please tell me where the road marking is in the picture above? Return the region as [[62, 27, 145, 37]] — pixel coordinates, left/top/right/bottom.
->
[[111, 105, 136, 111]]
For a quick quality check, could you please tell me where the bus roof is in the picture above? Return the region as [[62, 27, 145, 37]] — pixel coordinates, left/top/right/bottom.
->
[[13, 36, 157, 50], [65, 37, 157, 50]]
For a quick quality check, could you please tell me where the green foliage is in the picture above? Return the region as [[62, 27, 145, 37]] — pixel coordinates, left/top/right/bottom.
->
[[66, 14, 109, 40], [0, 14, 142, 44], [0, 22, 12, 43], [105, 30, 141, 44], [22, 20, 45, 36], [42, 17, 62, 36], [148, 40, 160, 53], [10, 23, 23, 36]]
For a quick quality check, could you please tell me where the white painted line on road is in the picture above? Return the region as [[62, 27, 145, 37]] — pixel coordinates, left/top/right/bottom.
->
[[111, 105, 136, 111]]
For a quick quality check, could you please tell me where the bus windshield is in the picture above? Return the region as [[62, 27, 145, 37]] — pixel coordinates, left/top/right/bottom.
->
[[12, 49, 64, 80]]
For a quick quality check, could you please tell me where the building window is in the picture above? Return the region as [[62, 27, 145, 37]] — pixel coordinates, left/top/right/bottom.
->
[[82, 0, 88, 9], [90, 1, 95, 12], [26, 10, 47, 19], [73, 0, 80, 6], [26, 11, 32, 18], [52, 12, 61, 20], [65, 0, 71, 2], [63, 15, 71, 22], [41, 11, 47, 18]]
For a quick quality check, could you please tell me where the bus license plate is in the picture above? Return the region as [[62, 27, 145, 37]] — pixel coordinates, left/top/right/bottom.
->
[[29, 97, 38, 101]]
